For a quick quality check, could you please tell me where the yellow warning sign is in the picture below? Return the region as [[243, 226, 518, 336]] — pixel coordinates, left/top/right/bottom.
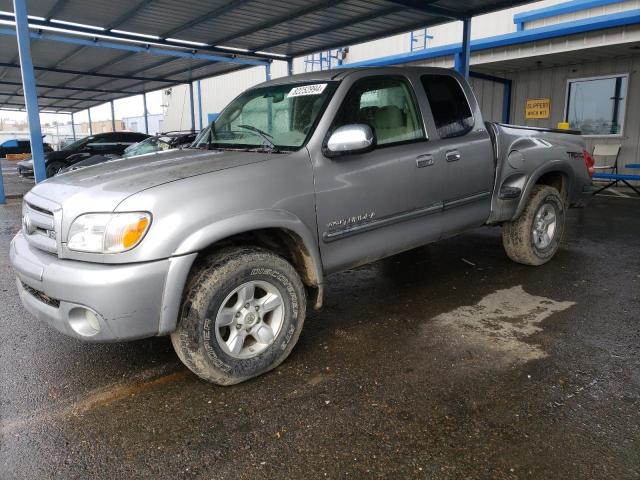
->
[[525, 98, 550, 119]]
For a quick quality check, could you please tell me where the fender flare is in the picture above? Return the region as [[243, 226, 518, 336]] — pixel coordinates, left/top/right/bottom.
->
[[173, 209, 324, 288], [512, 160, 573, 220]]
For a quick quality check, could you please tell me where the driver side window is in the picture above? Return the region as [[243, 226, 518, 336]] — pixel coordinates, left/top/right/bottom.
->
[[331, 76, 425, 147]]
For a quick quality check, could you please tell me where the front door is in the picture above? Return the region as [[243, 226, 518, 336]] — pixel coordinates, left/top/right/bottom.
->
[[311, 74, 445, 274]]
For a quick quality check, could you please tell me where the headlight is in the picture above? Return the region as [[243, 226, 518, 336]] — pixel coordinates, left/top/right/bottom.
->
[[67, 212, 151, 253]]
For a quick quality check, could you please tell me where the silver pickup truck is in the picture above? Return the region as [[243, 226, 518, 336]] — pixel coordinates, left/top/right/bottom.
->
[[10, 67, 593, 385]]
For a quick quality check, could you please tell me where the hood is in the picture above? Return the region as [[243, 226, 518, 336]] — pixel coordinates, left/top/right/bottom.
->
[[28, 148, 277, 214], [16, 150, 59, 168]]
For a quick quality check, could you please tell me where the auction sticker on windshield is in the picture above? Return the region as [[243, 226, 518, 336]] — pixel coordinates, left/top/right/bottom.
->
[[287, 84, 327, 97]]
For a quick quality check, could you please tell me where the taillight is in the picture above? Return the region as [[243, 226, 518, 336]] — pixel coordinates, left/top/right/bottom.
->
[[582, 149, 595, 178]]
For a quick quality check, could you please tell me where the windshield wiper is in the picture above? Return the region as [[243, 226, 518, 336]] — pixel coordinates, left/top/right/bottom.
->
[[237, 124, 279, 152]]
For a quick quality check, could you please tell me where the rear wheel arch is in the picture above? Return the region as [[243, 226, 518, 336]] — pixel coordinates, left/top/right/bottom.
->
[[513, 163, 572, 220]]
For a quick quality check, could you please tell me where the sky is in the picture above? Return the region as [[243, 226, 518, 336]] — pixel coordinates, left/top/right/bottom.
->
[[0, 90, 164, 125]]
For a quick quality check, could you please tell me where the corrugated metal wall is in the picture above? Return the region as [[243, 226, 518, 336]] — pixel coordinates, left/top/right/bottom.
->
[[472, 54, 640, 174], [468, 77, 507, 123]]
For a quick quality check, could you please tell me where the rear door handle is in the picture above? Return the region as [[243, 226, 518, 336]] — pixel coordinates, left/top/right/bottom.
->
[[446, 150, 461, 162], [416, 154, 434, 168]]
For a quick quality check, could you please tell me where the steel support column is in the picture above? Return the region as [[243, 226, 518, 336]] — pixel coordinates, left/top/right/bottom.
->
[[265, 62, 272, 81], [188, 82, 195, 133], [88, 107, 93, 135], [457, 18, 471, 79], [13, 0, 46, 183], [197, 80, 203, 130], [143, 92, 149, 134], [502, 81, 512, 124], [110, 100, 116, 132], [71, 112, 76, 140], [0, 161, 5, 204], [287, 58, 293, 76]]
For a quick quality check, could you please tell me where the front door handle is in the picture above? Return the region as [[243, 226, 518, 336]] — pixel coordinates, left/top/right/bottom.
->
[[416, 154, 434, 168], [446, 150, 462, 162]]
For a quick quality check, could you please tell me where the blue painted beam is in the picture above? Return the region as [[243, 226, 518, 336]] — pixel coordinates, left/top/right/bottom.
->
[[513, 0, 624, 27], [343, 9, 640, 68], [0, 90, 110, 103], [13, 0, 46, 183], [0, 61, 181, 83], [0, 159, 5, 204], [0, 12, 283, 62], [0, 27, 269, 66], [0, 79, 138, 95], [502, 81, 512, 124], [457, 18, 471, 79]]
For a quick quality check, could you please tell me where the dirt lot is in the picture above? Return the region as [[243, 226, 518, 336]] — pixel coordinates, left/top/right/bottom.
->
[[1, 193, 638, 479]]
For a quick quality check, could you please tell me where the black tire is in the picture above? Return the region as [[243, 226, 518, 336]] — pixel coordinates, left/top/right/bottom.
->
[[45, 161, 65, 177], [501, 185, 565, 266], [171, 246, 306, 385]]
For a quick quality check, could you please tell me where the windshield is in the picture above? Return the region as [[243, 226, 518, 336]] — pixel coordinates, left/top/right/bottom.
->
[[123, 136, 171, 157], [192, 81, 337, 151]]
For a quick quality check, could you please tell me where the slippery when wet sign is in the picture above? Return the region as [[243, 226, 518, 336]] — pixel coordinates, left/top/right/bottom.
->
[[525, 98, 551, 119]]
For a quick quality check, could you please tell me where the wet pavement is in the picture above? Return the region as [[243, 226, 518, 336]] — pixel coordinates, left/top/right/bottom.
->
[[1, 159, 34, 198], [1, 195, 639, 479]]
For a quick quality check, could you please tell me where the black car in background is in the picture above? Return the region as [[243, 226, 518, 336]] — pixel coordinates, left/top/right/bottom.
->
[[17, 131, 150, 177], [57, 131, 198, 174], [0, 138, 53, 158]]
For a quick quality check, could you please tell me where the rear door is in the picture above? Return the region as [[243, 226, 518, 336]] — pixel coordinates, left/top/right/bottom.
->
[[310, 73, 444, 274], [419, 73, 495, 235]]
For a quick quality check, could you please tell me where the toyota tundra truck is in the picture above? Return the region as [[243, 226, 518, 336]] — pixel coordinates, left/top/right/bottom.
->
[[10, 67, 594, 385]]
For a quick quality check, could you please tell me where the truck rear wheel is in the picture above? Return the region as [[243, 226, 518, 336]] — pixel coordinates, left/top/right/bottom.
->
[[501, 185, 565, 266], [171, 246, 306, 385]]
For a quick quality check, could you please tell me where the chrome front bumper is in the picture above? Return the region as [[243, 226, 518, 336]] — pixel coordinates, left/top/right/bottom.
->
[[9, 233, 196, 342]]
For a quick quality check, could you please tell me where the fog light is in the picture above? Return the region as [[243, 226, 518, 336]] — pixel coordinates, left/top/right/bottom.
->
[[68, 307, 101, 337]]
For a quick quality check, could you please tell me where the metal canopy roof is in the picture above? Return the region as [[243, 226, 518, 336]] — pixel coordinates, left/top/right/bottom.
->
[[0, 0, 536, 112]]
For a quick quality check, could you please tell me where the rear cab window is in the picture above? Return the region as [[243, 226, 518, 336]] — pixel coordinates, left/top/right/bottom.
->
[[330, 76, 425, 147], [421, 74, 474, 139]]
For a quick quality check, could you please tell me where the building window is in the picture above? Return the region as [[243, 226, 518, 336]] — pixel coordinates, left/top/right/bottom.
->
[[565, 75, 628, 136]]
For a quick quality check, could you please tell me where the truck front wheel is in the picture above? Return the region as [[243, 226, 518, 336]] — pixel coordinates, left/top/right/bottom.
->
[[171, 247, 306, 385], [501, 185, 565, 266]]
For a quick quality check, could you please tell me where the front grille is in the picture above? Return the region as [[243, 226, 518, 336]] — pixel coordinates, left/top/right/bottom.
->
[[21, 281, 60, 308], [23, 200, 57, 254]]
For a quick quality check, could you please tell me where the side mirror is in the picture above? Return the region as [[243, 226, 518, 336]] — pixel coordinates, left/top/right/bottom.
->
[[324, 124, 374, 157]]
